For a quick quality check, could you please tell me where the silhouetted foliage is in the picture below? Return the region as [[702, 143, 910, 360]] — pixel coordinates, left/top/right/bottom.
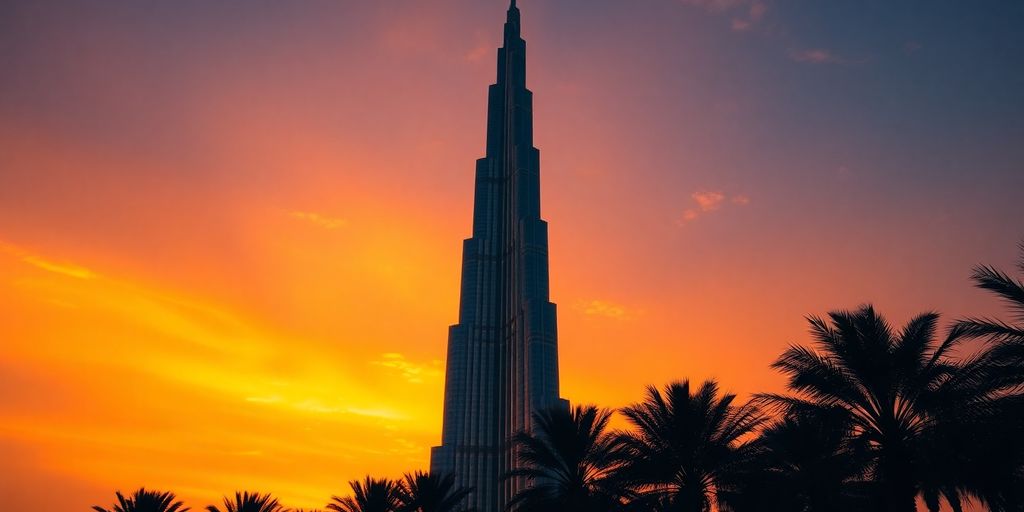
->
[[956, 242, 1024, 346], [945, 242, 1024, 511], [327, 477, 402, 512], [93, 488, 190, 512], [396, 471, 473, 512], [206, 491, 282, 512], [727, 408, 872, 512], [756, 304, 1020, 512], [616, 379, 764, 512], [505, 404, 622, 512]]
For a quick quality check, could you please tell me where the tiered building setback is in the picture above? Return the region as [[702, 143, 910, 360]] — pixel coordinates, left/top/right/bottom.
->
[[430, 2, 565, 511]]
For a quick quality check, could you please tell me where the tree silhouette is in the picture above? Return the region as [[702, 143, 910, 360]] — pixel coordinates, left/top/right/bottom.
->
[[505, 404, 622, 512], [617, 380, 764, 512], [757, 305, 1008, 512], [93, 488, 190, 512], [727, 408, 871, 512], [205, 491, 282, 512], [947, 242, 1024, 511], [327, 477, 402, 512], [396, 471, 473, 512]]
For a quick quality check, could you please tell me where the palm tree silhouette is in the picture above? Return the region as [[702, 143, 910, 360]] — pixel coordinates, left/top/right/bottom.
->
[[93, 488, 190, 512], [728, 408, 870, 512], [327, 477, 402, 512], [505, 404, 622, 512], [617, 380, 764, 512], [947, 242, 1024, 510], [205, 491, 283, 512], [758, 305, 1001, 512], [396, 471, 474, 512]]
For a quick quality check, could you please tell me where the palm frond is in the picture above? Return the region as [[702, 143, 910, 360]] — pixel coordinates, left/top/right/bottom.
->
[[972, 264, 1024, 321]]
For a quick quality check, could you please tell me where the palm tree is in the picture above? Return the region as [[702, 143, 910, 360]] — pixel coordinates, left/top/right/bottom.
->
[[505, 404, 622, 512], [327, 477, 402, 512], [758, 305, 1004, 512], [396, 471, 473, 512], [953, 242, 1024, 402], [616, 379, 764, 512], [93, 488, 189, 512], [728, 408, 870, 512], [949, 242, 1024, 510], [206, 491, 282, 512]]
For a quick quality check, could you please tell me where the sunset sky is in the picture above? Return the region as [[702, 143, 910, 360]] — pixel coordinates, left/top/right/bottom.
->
[[1, 0, 1022, 510]]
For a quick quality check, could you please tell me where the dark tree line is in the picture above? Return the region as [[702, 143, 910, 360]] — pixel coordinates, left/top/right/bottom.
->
[[95, 244, 1024, 512]]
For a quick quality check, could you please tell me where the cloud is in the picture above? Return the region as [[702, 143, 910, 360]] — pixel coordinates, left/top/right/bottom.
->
[[676, 190, 750, 224], [680, 0, 746, 12], [903, 41, 923, 55], [693, 190, 726, 212], [21, 256, 97, 280], [245, 396, 284, 404], [0, 241, 97, 279], [289, 211, 347, 229], [371, 353, 442, 384], [575, 299, 629, 319], [731, 1, 767, 31], [731, 18, 753, 31], [680, 0, 768, 32], [788, 48, 843, 65], [244, 394, 407, 419], [749, 1, 768, 20], [344, 406, 405, 420], [465, 43, 490, 63]]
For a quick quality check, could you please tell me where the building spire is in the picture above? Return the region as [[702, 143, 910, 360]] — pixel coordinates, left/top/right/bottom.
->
[[505, 0, 521, 39]]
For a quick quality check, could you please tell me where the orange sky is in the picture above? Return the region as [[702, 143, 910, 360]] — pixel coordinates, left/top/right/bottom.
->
[[1, 1, 1022, 510]]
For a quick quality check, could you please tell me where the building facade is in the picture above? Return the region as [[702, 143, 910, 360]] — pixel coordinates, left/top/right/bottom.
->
[[430, 2, 565, 511]]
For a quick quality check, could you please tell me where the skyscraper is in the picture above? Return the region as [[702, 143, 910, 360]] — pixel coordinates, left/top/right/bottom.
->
[[430, 2, 564, 511]]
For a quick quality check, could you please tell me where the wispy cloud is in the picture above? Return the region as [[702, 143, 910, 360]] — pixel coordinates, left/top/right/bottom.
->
[[730, 1, 767, 32], [245, 395, 404, 419], [0, 241, 98, 279], [678, 1, 866, 66], [574, 299, 630, 319], [680, 0, 769, 32], [465, 43, 490, 63], [676, 190, 751, 225], [788, 48, 844, 65], [680, 0, 746, 12], [693, 191, 727, 212], [371, 353, 442, 384], [21, 256, 97, 280], [245, 396, 284, 404], [289, 211, 347, 230], [345, 406, 405, 420]]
